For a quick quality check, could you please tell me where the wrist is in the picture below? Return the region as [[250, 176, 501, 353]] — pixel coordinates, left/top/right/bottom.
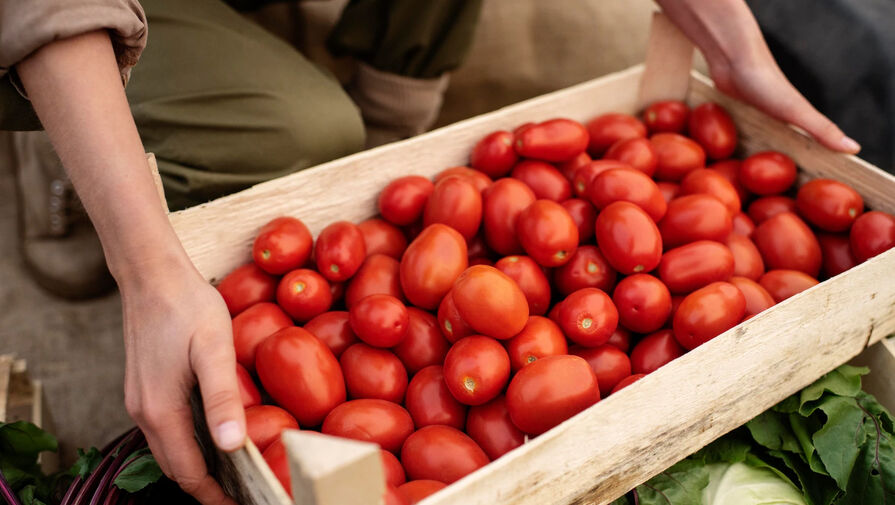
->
[[109, 241, 198, 293]]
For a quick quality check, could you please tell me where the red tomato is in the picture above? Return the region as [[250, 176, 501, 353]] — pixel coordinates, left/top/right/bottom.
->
[[511, 160, 572, 202], [252, 216, 313, 275], [547, 301, 563, 325], [849, 210, 895, 262], [679, 168, 741, 216], [358, 218, 407, 259], [303, 311, 358, 358], [517, 200, 579, 267], [796, 179, 864, 232], [556, 288, 619, 347], [650, 133, 706, 182], [392, 308, 450, 374], [276, 269, 332, 322], [595, 201, 663, 274], [516, 118, 589, 162], [552, 245, 616, 296], [256, 326, 346, 426], [217, 263, 277, 316], [588, 168, 667, 221], [245, 405, 299, 452], [560, 198, 597, 243], [732, 212, 756, 237], [385, 486, 408, 505], [657, 181, 680, 204], [434, 167, 492, 194], [673, 282, 746, 350], [349, 294, 409, 348], [405, 365, 467, 430], [397, 481, 447, 505], [379, 176, 435, 226], [506, 316, 568, 371], [443, 336, 511, 405], [345, 254, 404, 308], [330, 281, 345, 305], [505, 355, 600, 435], [437, 289, 474, 343], [658, 241, 735, 294], [817, 233, 859, 277], [340, 343, 408, 403], [660, 194, 732, 248], [610, 374, 645, 394], [381, 450, 406, 488], [725, 234, 764, 281], [452, 265, 529, 339], [482, 178, 537, 255], [571, 160, 632, 197], [670, 294, 685, 320], [643, 100, 689, 134], [262, 438, 292, 498], [688, 102, 737, 160], [236, 363, 261, 408], [423, 176, 482, 240], [748, 196, 797, 224], [315, 221, 366, 282], [401, 426, 489, 483], [558, 152, 592, 182], [466, 396, 524, 460], [570, 344, 631, 396], [708, 159, 749, 202], [759, 269, 820, 302], [494, 256, 551, 316], [606, 327, 632, 353], [753, 212, 822, 277], [400, 224, 468, 310], [586, 113, 647, 156], [630, 329, 686, 375], [322, 399, 414, 453], [739, 151, 797, 195], [470, 131, 518, 177], [729, 276, 775, 317], [233, 302, 294, 371], [612, 273, 672, 333], [603, 137, 658, 177]]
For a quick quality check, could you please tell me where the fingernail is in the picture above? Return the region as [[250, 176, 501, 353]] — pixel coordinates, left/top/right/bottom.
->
[[215, 421, 244, 451], [840, 136, 860, 152]]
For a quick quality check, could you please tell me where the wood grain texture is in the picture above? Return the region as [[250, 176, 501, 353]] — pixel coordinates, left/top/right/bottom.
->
[[851, 337, 895, 413], [637, 12, 694, 109], [0, 354, 12, 421]]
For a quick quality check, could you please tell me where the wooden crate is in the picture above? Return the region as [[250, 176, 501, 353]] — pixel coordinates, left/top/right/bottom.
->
[[169, 13, 895, 505], [0, 355, 59, 473]]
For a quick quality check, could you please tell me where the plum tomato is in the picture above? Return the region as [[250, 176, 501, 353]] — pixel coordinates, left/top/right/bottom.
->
[[233, 302, 293, 371], [452, 265, 529, 339], [511, 160, 572, 202], [345, 254, 404, 308], [571, 159, 633, 197], [379, 176, 435, 226], [381, 450, 406, 488], [732, 212, 756, 237], [752, 212, 822, 277], [505, 355, 600, 435], [673, 281, 746, 350], [588, 168, 667, 221], [434, 166, 492, 194], [245, 405, 299, 452], [759, 269, 820, 302], [401, 426, 490, 483], [603, 137, 658, 177], [385, 486, 409, 505], [688, 102, 737, 160], [506, 316, 568, 371], [443, 335, 511, 406], [482, 178, 537, 255], [517, 200, 579, 267], [657, 181, 680, 204], [340, 343, 408, 403], [400, 224, 468, 310], [315, 221, 366, 282], [659, 194, 732, 248], [552, 245, 617, 296], [816, 233, 858, 278], [650, 133, 706, 182], [679, 168, 741, 216], [643, 100, 689, 134], [423, 176, 482, 241], [470, 130, 518, 177], [276, 268, 332, 322], [322, 399, 413, 453], [560, 198, 597, 243], [796, 179, 864, 232], [725, 233, 764, 281], [606, 327, 632, 353], [217, 263, 277, 316], [392, 308, 450, 374], [708, 159, 749, 202], [466, 232, 489, 261], [397, 481, 447, 505], [303, 311, 358, 358], [729, 276, 775, 317], [570, 344, 631, 396], [595, 201, 663, 274], [358, 218, 408, 260], [612, 273, 672, 333], [349, 294, 409, 348], [748, 196, 797, 225], [849, 210, 895, 262], [466, 396, 525, 460], [558, 152, 592, 182], [236, 363, 261, 408], [630, 329, 686, 375], [262, 438, 292, 498], [556, 287, 619, 347], [585, 113, 647, 156], [494, 256, 551, 316], [658, 240, 735, 294], [739, 151, 797, 195], [252, 216, 313, 275], [256, 326, 346, 426], [437, 289, 474, 343], [515, 118, 589, 162], [610, 374, 645, 394], [404, 365, 467, 430]]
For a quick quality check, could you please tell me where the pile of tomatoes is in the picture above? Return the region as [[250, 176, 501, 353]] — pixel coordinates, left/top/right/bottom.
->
[[216, 100, 895, 505]]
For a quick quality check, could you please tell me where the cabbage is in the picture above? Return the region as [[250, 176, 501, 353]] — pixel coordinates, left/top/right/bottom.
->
[[702, 463, 807, 505]]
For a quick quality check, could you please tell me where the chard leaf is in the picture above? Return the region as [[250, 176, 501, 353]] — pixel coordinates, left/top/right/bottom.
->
[[0, 422, 57, 468], [811, 396, 866, 491], [770, 450, 840, 505], [16, 484, 46, 505], [695, 437, 751, 465], [798, 366, 867, 416], [634, 459, 709, 505], [789, 413, 828, 475], [836, 393, 895, 505], [113, 452, 162, 493], [69, 447, 102, 479], [609, 496, 631, 505], [747, 411, 802, 454]]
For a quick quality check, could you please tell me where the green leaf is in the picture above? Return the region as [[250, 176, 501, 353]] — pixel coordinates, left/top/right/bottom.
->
[[835, 393, 895, 505], [810, 396, 866, 491], [608, 495, 631, 505], [747, 411, 802, 454], [789, 413, 828, 475], [0, 422, 58, 467], [695, 437, 752, 465], [69, 447, 102, 479], [634, 458, 709, 505], [113, 453, 163, 493], [770, 450, 840, 505], [797, 366, 867, 416], [16, 484, 47, 505]]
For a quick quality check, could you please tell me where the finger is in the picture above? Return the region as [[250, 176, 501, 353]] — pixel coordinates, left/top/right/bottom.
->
[[191, 328, 247, 453], [774, 90, 861, 154]]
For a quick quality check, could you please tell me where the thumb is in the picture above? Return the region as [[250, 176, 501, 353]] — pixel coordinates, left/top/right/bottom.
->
[[192, 330, 246, 452]]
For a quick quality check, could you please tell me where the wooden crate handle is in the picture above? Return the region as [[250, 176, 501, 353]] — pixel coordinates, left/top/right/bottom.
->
[[637, 11, 695, 109], [146, 153, 168, 211]]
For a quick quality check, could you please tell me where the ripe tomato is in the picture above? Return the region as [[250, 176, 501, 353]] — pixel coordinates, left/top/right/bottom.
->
[[659, 194, 732, 248], [630, 329, 685, 375], [470, 130, 518, 177], [505, 355, 600, 435], [560, 198, 597, 243], [796, 179, 864, 232], [595, 201, 663, 274], [381, 450, 406, 488], [482, 178, 537, 255], [708, 159, 749, 202], [657, 181, 680, 204], [556, 287, 619, 347], [385, 486, 408, 505], [494, 256, 551, 316], [612, 274, 672, 333], [423, 176, 482, 240], [330, 281, 345, 305], [752, 212, 822, 277], [401, 426, 489, 483], [515, 118, 589, 162], [650, 133, 706, 182], [739, 151, 797, 195], [379, 176, 435, 226], [849, 210, 895, 262], [397, 481, 447, 505], [404, 365, 467, 430], [349, 294, 409, 348], [552, 245, 616, 296], [276, 269, 332, 322], [340, 343, 408, 403], [511, 160, 572, 202], [571, 160, 632, 197], [437, 289, 474, 343], [603, 137, 658, 177], [262, 438, 291, 498], [729, 276, 775, 317], [443, 335, 511, 405], [434, 167, 492, 194], [688, 102, 737, 160], [252, 216, 313, 275], [748, 196, 797, 224], [816, 233, 858, 277], [588, 168, 667, 222], [725, 234, 764, 281], [558, 152, 592, 182], [358, 218, 408, 259], [731, 212, 756, 237], [236, 363, 261, 408], [400, 224, 468, 310], [392, 308, 450, 374], [606, 327, 632, 353], [256, 326, 345, 426], [658, 241, 735, 294], [217, 263, 277, 316], [610, 374, 645, 394], [466, 232, 489, 261], [517, 200, 579, 267], [245, 405, 299, 452], [321, 399, 413, 453], [570, 344, 631, 396], [585, 113, 646, 156], [315, 221, 366, 282], [452, 265, 529, 339], [673, 282, 745, 350], [759, 269, 820, 302], [303, 311, 357, 358], [466, 396, 525, 460], [233, 302, 293, 371], [345, 254, 404, 308], [679, 168, 741, 216], [506, 316, 568, 371], [643, 100, 689, 134]]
